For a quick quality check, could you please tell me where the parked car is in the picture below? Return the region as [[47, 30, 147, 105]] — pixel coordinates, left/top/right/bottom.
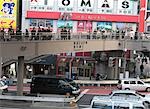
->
[[117, 78, 150, 92], [0, 80, 8, 94], [90, 90, 150, 108], [30, 75, 80, 96]]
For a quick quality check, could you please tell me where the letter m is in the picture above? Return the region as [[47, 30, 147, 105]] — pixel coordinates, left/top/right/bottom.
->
[[81, 0, 91, 7]]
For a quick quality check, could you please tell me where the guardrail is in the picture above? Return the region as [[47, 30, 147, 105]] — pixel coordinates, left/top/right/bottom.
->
[[12, 78, 150, 87], [0, 94, 75, 104], [0, 32, 150, 41]]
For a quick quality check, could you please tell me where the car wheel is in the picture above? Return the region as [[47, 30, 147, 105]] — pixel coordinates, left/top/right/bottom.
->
[[125, 88, 130, 90], [146, 87, 150, 92]]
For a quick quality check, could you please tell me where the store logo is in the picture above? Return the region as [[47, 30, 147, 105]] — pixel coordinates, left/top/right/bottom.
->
[[81, 0, 91, 7], [62, 0, 70, 6], [122, 0, 129, 9], [1, 2, 15, 14]]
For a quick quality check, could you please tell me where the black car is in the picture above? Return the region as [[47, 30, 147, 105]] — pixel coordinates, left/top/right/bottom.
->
[[30, 75, 80, 96]]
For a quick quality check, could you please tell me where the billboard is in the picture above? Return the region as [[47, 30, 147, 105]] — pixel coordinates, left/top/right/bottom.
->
[[0, 0, 17, 29]]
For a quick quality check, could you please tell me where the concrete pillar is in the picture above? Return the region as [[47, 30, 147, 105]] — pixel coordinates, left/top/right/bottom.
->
[[17, 56, 24, 96], [0, 44, 2, 77], [0, 57, 2, 77]]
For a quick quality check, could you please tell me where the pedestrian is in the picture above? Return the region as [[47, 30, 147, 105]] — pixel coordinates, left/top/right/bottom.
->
[[25, 29, 29, 40], [140, 64, 144, 77]]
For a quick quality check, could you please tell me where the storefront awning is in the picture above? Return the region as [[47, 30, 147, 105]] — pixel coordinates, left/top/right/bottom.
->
[[30, 55, 57, 65]]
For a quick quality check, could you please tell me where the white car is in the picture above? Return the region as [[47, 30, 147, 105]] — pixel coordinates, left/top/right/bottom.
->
[[117, 78, 150, 92], [86, 96, 146, 109], [90, 90, 150, 107], [0, 80, 8, 94]]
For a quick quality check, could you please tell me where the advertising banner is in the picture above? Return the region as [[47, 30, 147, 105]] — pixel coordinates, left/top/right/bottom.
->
[[77, 21, 92, 32], [97, 22, 112, 30], [29, 19, 53, 30], [57, 20, 73, 32], [0, 0, 17, 29]]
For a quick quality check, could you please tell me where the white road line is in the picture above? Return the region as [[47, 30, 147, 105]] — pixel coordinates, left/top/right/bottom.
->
[[75, 89, 89, 102], [79, 104, 90, 108]]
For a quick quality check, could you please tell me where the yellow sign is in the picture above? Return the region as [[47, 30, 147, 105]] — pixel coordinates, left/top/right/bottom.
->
[[0, 0, 17, 29]]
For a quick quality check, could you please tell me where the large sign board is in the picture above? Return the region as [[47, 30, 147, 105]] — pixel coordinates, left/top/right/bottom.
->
[[28, 0, 137, 14], [0, 0, 17, 29]]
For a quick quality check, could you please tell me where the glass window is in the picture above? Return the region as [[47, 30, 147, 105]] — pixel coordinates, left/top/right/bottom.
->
[[130, 81, 136, 84], [92, 102, 112, 109], [30, 19, 37, 27], [124, 81, 129, 84], [137, 81, 144, 85]]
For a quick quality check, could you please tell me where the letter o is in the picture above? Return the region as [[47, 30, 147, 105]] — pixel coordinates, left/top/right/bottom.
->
[[62, 0, 70, 6]]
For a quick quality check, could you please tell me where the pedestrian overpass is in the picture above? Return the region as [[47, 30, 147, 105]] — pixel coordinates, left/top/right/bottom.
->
[[1, 39, 150, 62]]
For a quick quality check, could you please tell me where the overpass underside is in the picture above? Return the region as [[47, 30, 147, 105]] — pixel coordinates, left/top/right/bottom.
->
[[1, 39, 150, 63]]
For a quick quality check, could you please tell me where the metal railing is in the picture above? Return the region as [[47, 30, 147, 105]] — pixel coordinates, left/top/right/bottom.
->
[[0, 31, 150, 41]]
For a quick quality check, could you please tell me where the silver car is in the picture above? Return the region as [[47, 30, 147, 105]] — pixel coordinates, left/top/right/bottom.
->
[[117, 78, 150, 92]]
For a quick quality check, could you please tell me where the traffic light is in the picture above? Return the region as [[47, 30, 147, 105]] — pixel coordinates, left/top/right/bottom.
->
[[108, 57, 116, 67]]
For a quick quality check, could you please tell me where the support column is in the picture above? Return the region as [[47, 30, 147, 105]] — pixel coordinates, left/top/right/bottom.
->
[[0, 44, 2, 77], [17, 56, 24, 96], [0, 57, 2, 77]]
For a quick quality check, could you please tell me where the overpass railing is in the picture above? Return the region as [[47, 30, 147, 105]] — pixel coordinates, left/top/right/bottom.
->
[[0, 32, 150, 41]]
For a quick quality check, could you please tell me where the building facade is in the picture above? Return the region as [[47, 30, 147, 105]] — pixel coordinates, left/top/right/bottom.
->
[[21, 0, 146, 33]]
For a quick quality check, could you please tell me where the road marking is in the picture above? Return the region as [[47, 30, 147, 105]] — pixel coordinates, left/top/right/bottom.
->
[[79, 104, 90, 108], [75, 89, 89, 102]]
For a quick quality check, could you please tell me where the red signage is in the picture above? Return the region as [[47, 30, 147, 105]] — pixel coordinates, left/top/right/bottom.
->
[[26, 11, 138, 23]]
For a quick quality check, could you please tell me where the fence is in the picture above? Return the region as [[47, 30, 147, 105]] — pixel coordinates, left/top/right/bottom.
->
[[0, 31, 150, 41]]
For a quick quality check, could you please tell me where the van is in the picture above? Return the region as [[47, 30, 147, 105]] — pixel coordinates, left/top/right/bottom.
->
[[117, 78, 150, 92], [30, 75, 80, 96]]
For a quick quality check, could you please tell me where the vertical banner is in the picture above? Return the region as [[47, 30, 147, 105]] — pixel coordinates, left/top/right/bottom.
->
[[0, 0, 17, 29]]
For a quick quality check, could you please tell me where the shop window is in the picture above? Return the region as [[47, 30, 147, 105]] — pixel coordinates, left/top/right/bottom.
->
[[38, 20, 45, 27], [30, 19, 37, 27]]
